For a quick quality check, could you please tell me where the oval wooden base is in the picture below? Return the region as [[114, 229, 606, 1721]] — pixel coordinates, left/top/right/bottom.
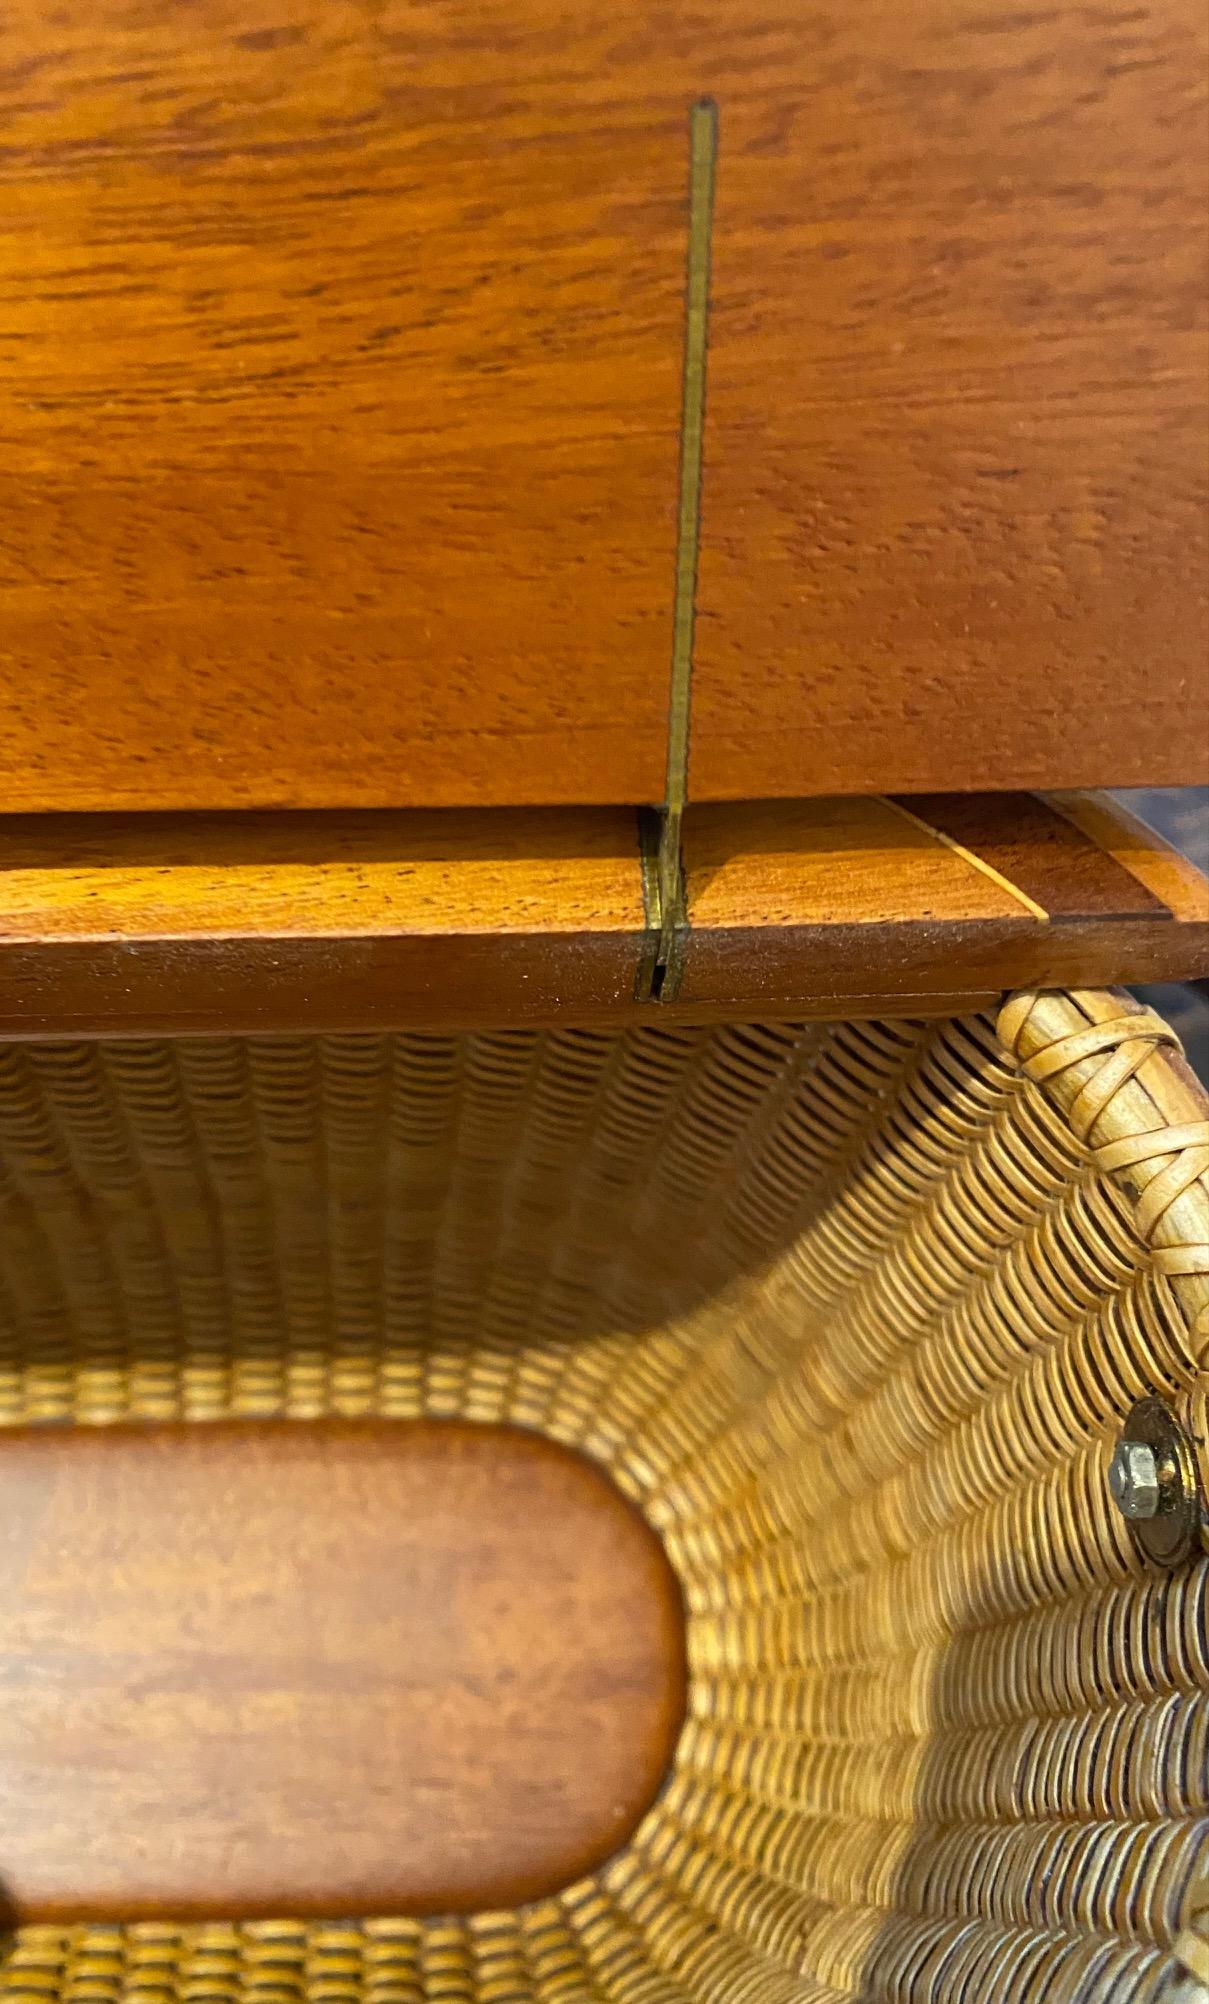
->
[[0, 1420, 687, 1922]]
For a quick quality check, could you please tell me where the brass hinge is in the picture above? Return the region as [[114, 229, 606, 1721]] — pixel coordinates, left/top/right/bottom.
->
[[636, 96, 717, 1005], [635, 804, 689, 1002]]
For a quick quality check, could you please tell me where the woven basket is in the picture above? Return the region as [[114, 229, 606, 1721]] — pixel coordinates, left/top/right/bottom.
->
[[2, 987, 1207, 2004]]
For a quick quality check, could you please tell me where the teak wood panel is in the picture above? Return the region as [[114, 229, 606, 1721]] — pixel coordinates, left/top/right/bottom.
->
[[690, 0, 1209, 799], [0, 793, 1204, 1033], [0, 1419, 688, 1922], [0, 1, 686, 811], [0, 0, 1205, 812]]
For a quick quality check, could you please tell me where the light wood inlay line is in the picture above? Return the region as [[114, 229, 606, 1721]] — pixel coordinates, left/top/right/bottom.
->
[[880, 796, 1050, 922]]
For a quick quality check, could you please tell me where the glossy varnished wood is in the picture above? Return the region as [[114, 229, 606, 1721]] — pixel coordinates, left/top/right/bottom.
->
[[676, 794, 1209, 1013], [0, 1, 1204, 810], [0, 807, 647, 1030], [0, 1419, 687, 1921], [0, 1, 686, 810], [0, 794, 1203, 1032], [691, 0, 1209, 798]]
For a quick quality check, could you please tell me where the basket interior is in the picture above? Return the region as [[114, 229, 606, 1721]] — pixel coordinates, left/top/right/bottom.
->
[[0, 997, 1206, 2003]]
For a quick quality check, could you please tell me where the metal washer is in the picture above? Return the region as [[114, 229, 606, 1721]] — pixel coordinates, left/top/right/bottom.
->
[[1117, 1397, 1205, 1569]]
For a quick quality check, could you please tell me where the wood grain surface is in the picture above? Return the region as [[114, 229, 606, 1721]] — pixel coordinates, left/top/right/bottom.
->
[[0, 1418, 687, 1922], [0, 793, 1203, 1032], [0, 0, 1204, 811], [0, 806, 647, 1028], [0, 0, 686, 811], [690, 0, 1209, 799], [887, 794, 1170, 922], [1046, 790, 1209, 920], [676, 793, 1209, 1013]]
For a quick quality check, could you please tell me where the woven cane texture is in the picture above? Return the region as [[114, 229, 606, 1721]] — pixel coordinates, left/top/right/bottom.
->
[[1, 989, 1207, 2004]]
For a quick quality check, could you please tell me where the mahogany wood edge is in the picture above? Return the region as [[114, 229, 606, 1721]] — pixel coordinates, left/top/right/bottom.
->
[[687, 748, 1209, 804], [1045, 791, 1209, 923], [0, 795, 1204, 1034], [0, 1417, 688, 1923], [1, 928, 1204, 1038]]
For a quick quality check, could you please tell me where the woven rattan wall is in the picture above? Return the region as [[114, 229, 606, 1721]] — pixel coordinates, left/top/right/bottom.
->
[[1, 988, 1207, 2004]]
